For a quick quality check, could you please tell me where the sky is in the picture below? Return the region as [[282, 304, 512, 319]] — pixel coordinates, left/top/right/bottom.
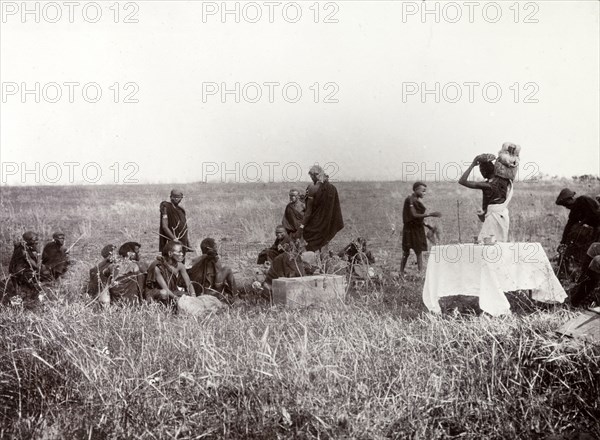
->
[[1, 0, 598, 185]]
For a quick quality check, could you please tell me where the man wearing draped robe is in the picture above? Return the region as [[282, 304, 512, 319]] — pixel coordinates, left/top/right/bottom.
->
[[159, 189, 190, 254], [299, 165, 344, 252], [41, 232, 70, 280], [188, 238, 237, 295], [282, 189, 304, 236]]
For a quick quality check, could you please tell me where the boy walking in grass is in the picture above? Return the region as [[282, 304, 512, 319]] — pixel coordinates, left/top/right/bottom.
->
[[401, 182, 441, 277]]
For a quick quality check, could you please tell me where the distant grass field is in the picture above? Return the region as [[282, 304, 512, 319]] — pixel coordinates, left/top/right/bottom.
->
[[1, 180, 599, 439]]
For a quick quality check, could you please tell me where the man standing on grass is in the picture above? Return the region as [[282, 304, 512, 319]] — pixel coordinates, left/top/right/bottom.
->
[[299, 165, 344, 252], [159, 189, 191, 255]]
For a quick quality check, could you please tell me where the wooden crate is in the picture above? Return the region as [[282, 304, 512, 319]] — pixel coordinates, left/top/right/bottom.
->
[[556, 308, 600, 344], [272, 275, 346, 308]]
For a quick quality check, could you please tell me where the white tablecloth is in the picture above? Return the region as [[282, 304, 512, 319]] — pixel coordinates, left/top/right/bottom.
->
[[422, 243, 567, 316]]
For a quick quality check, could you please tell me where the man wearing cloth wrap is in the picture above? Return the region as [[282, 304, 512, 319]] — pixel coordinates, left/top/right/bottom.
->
[[299, 165, 344, 252], [159, 189, 191, 254]]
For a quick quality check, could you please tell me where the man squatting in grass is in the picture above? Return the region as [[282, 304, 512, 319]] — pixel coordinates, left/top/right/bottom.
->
[[401, 182, 441, 277], [87, 244, 117, 297], [188, 237, 237, 296], [570, 242, 600, 307], [41, 232, 71, 280], [257, 225, 288, 265], [145, 241, 195, 305], [8, 231, 52, 295], [555, 187, 600, 277]]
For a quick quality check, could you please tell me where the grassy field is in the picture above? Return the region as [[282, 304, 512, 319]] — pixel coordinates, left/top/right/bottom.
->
[[1, 180, 599, 439]]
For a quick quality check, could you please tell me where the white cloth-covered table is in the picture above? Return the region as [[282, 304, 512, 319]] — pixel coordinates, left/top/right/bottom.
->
[[422, 243, 567, 316]]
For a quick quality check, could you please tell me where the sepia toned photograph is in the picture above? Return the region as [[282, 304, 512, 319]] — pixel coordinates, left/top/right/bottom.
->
[[1, 1, 599, 438]]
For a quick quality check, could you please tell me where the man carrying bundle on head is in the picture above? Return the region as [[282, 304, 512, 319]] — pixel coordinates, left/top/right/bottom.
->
[[41, 232, 71, 280], [282, 189, 305, 237], [459, 153, 513, 242], [299, 165, 344, 252], [159, 189, 191, 257], [188, 238, 237, 296]]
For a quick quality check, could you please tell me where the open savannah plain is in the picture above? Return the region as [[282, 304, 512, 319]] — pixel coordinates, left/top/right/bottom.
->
[[1, 180, 599, 439]]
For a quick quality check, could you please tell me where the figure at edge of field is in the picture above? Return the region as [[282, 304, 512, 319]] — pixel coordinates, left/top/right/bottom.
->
[[282, 189, 305, 237], [188, 238, 237, 296], [555, 188, 600, 278], [159, 189, 190, 257], [401, 182, 442, 277], [300, 165, 344, 252], [41, 232, 71, 280], [86, 244, 117, 297], [459, 154, 513, 242], [257, 225, 288, 265], [145, 241, 195, 306], [569, 242, 600, 307]]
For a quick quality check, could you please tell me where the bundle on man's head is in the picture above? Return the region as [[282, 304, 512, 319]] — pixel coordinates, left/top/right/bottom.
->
[[494, 142, 521, 180]]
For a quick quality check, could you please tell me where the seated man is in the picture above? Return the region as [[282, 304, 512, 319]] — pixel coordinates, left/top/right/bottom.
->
[[42, 232, 71, 280], [569, 242, 600, 307], [145, 241, 195, 306], [263, 239, 306, 290], [257, 225, 288, 265], [338, 237, 375, 265], [108, 242, 146, 305], [87, 244, 116, 297], [282, 189, 305, 237], [555, 188, 600, 277], [9, 231, 51, 294], [117, 241, 148, 272], [188, 238, 237, 295]]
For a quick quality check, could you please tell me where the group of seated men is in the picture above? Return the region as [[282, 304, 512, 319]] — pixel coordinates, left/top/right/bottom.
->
[[257, 223, 376, 292], [7, 231, 71, 296], [86, 238, 237, 307]]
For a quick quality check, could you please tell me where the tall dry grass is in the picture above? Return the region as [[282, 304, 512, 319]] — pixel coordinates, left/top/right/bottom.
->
[[1, 297, 598, 439], [1, 180, 599, 438]]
